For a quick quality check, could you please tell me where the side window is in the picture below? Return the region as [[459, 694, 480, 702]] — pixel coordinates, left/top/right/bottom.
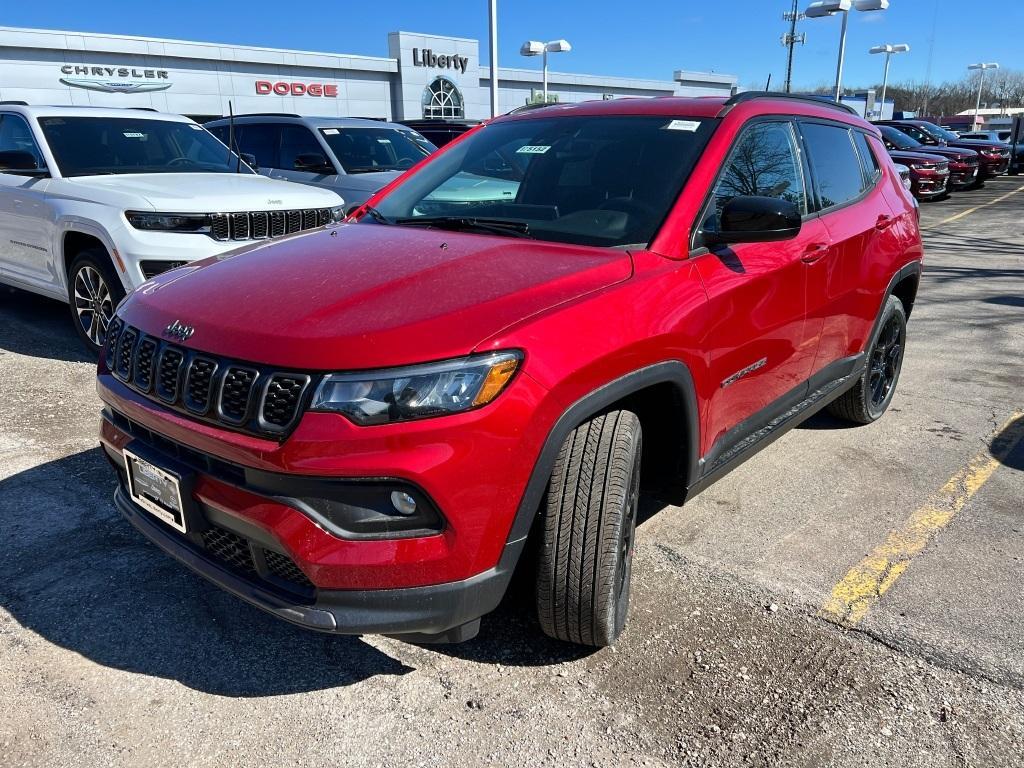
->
[[801, 123, 866, 210], [279, 125, 328, 171], [207, 124, 229, 144], [852, 131, 880, 189], [236, 124, 280, 169], [0, 114, 45, 170], [701, 121, 807, 234]]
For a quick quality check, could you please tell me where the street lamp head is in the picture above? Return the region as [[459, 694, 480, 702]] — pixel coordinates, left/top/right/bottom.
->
[[852, 0, 888, 10], [870, 43, 910, 54], [805, 0, 851, 18], [520, 41, 544, 57], [544, 40, 572, 54], [968, 62, 1000, 70]]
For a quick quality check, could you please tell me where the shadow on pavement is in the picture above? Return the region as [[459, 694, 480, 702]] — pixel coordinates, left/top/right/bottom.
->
[[0, 286, 94, 364], [992, 414, 1024, 472], [0, 449, 415, 696]]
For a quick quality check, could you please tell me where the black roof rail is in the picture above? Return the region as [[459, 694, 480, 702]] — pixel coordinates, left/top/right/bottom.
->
[[225, 112, 302, 119], [0, 100, 29, 106], [125, 107, 159, 111], [719, 91, 858, 117]]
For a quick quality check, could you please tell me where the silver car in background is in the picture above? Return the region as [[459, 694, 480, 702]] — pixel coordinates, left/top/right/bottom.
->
[[206, 115, 436, 208]]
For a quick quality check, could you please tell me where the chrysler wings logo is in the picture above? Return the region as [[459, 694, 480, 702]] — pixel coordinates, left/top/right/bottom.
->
[[59, 77, 172, 94], [163, 320, 195, 342]]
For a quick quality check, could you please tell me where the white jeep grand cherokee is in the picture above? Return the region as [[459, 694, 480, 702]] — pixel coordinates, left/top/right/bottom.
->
[[0, 105, 345, 352]]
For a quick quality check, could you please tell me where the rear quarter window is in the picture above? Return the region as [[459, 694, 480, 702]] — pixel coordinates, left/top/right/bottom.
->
[[801, 123, 866, 210]]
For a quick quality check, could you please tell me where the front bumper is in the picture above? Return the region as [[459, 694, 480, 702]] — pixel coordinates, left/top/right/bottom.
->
[[113, 484, 510, 640]]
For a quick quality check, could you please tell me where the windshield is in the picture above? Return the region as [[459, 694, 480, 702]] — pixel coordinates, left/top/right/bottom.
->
[[922, 123, 962, 142], [371, 115, 717, 248], [879, 125, 921, 150], [38, 116, 254, 177], [320, 127, 435, 173]]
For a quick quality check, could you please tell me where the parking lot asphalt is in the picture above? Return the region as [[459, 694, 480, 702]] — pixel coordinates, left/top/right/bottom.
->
[[2, 178, 1023, 768]]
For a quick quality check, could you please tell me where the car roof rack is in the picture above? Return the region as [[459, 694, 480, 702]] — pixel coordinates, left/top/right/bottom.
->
[[719, 92, 858, 117], [226, 112, 302, 118]]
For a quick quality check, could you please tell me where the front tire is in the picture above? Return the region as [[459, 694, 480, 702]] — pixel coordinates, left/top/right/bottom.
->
[[536, 410, 642, 647], [67, 248, 125, 356], [828, 295, 907, 424]]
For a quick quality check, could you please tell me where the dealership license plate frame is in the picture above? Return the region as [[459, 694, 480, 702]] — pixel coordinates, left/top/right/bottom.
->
[[124, 448, 188, 533]]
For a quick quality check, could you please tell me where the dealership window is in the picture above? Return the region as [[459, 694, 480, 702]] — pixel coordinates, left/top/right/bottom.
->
[[422, 77, 464, 120]]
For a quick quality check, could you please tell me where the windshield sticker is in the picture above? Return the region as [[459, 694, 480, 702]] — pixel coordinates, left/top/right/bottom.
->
[[516, 145, 551, 154], [664, 120, 701, 132], [122, 132, 146, 138], [323, 128, 340, 135], [189, 124, 203, 130], [376, 138, 392, 143]]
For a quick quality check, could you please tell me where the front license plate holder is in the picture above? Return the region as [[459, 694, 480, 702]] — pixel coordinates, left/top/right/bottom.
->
[[124, 447, 191, 533]]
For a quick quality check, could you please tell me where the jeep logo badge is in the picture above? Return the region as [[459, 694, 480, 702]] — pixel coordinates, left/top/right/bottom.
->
[[163, 320, 195, 342]]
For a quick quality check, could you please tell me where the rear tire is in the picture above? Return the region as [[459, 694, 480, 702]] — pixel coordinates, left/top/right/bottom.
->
[[828, 295, 907, 425], [67, 247, 125, 356], [536, 410, 642, 647]]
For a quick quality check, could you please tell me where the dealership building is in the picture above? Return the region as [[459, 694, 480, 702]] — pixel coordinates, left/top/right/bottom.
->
[[0, 26, 738, 122]]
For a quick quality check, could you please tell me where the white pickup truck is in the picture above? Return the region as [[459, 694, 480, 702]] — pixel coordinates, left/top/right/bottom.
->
[[0, 105, 344, 352]]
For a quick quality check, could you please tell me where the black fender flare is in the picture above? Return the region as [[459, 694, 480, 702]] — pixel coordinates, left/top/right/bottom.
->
[[494, 360, 700, 576]]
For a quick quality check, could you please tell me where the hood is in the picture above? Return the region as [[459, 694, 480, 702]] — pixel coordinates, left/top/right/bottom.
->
[[66, 172, 343, 211], [947, 140, 1007, 153], [908, 145, 977, 161], [888, 150, 949, 166], [121, 223, 633, 370]]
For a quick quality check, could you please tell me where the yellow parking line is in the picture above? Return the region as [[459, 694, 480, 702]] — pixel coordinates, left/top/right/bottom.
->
[[821, 411, 1024, 626], [926, 184, 1024, 229]]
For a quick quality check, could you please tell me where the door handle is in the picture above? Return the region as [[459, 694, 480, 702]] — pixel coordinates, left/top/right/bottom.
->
[[875, 214, 894, 231], [800, 243, 829, 264]]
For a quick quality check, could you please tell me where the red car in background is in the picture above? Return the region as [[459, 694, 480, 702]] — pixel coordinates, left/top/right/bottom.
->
[[876, 120, 1010, 182], [885, 148, 951, 200], [876, 125, 981, 190]]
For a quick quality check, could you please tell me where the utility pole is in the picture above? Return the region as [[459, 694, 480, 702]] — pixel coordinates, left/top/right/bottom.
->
[[781, 0, 806, 93]]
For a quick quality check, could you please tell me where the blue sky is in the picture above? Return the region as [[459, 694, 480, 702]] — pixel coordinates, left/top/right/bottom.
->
[[8, 1, 1020, 89]]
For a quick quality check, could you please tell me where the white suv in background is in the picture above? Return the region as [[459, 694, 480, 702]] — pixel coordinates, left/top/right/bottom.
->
[[0, 105, 345, 352]]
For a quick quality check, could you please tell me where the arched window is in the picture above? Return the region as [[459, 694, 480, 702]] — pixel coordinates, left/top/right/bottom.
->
[[422, 77, 464, 119]]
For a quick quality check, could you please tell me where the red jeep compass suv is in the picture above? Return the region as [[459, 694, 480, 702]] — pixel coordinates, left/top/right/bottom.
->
[[97, 94, 923, 646]]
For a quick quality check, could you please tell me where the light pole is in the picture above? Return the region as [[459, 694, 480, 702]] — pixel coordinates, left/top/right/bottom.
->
[[488, 0, 499, 118], [869, 43, 909, 118], [520, 39, 572, 103], [968, 63, 999, 127], [805, 0, 889, 103]]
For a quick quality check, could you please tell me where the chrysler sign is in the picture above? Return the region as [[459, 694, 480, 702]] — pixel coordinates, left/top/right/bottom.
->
[[60, 65, 171, 94], [412, 48, 469, 74]]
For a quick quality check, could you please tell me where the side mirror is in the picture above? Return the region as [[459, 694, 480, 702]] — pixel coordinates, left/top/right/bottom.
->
[[0, 150, 46, 175], [704, 195, 802, 246], [240, 152, 258, 171], [293, 152, 334, 174]]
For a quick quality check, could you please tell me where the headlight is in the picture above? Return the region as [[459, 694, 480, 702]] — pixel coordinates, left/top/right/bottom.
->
[[329, 205, 346, 223], [125, 211, 212, 233], [311, 351, 522, 425]]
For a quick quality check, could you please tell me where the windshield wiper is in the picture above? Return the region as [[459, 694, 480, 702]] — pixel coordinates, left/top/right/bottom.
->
[[362, 205, 392, 225], [395, 216, 531, 238]]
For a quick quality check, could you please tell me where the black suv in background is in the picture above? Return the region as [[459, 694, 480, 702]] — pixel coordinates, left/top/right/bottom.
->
[[207, 115, 436, 207]]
